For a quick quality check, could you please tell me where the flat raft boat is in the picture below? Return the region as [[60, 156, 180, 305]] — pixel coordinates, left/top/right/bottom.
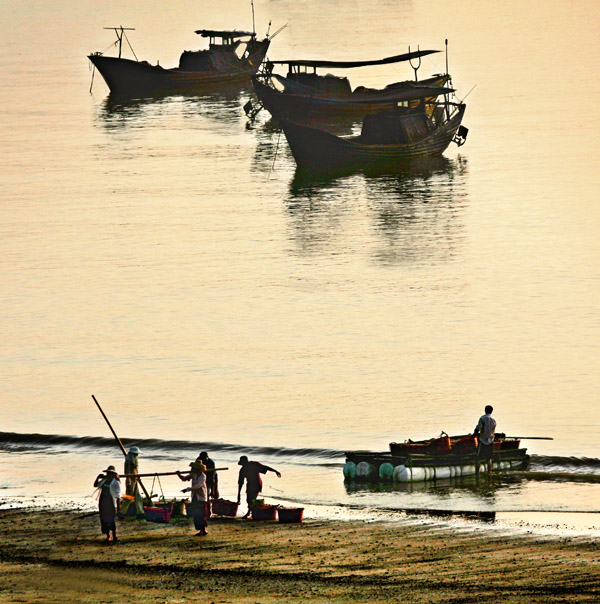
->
[[344, 433, 529, 483]]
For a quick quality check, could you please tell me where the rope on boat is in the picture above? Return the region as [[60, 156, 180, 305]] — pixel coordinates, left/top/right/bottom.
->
[[89, 64, 96, 94], [122, 29, 139, 61], [269, 130, 282, 179]]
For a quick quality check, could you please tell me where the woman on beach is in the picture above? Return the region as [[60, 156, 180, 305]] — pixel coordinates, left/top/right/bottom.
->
[[93, 465, 122, 544], [178, 460, 209, 536]]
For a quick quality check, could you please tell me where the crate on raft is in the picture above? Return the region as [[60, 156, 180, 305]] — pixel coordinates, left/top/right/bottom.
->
[[251, 505, 278, 521], [144, 501, 173, 523], [211, 498, 239, 517], [277, 507, 304, 523]]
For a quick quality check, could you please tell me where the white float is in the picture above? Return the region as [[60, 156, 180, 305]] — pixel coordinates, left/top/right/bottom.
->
[[410, 467, 427, 482], [461, 464, 476, 476], [435, 466, 452, 479], [393, 465, 411, 482], [355, 461, 374, 479]]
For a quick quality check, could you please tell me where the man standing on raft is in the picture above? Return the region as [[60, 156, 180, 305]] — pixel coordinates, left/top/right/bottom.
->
[[474, 405, 497, 474], [236, 455, 281, 518]]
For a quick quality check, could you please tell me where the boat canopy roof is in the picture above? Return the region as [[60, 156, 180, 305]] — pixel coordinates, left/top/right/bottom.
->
[[273, 74, 454, 103], [195, 29, 256, 39], [269, 49, 439, 69]]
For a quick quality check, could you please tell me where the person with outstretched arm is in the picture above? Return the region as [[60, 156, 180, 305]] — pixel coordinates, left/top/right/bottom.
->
[[236, 455, 281, 519]]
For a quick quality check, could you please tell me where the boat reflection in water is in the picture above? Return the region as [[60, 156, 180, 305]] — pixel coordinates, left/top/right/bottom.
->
[[96, 85, 252, 131], [282, 155, 469, 264], [343, 474, 503, 522]]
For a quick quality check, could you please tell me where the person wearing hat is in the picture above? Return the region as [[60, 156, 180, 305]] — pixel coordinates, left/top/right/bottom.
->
[[236, 456, 281, 519], [177, 460, 209, 536], [93, 465, 122, 543], [121, 445, 144, 518]]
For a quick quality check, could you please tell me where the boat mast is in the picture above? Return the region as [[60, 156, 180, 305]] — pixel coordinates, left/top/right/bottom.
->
[[444, 39, 450, 119], [104, 26, 135, 59], [251, 0, 256, 35]]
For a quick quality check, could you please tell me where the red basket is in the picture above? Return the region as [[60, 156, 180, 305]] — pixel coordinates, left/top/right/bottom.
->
[[211, 498, 239, 517], [277, 507, 304, 523], [144, 502, 173, 524], [251, 505, 277, 521]]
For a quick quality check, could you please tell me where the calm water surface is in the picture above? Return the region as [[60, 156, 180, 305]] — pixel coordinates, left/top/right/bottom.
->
[[1, 0, 599, 533]]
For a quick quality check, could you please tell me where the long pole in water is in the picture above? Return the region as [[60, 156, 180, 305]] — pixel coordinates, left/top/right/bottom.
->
[[91, 395, 152, 500], [504, 436, 554, 440]]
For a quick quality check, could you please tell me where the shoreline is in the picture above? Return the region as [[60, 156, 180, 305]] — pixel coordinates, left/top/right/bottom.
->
[[2, 495, 600, 538], [1, 506, 598, 603]]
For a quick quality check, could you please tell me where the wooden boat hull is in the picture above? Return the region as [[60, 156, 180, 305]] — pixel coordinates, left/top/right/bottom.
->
[[89, 40, 269, 96], [280, 103, 466, 172], [252, 74, 450, 118]]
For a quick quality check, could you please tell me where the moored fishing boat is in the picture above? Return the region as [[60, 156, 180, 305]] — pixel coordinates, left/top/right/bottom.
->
[[344, 433, 530, 483], [279, 87, 468, 173], [89, 26, 271, 97], [247, 49, 449, 119]]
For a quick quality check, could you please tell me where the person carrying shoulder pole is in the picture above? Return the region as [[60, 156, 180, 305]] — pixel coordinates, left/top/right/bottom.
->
[[178, 460, 209, 536], [474, 405, 497, 474], [120, 446, 145, 518]]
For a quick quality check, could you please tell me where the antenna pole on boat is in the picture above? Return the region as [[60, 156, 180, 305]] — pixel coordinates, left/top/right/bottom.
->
[[408, 45, 422, 81], [445, 38, 449, 79], [444, 39, 450, 119], [103, 26, 135, 59], [251, 0, 256, 35], [91, 394, 152, 501]]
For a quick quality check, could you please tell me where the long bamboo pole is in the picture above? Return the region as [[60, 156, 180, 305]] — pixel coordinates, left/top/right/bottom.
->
[[91, 395, 152, 500], [122, 468, 228, 478]]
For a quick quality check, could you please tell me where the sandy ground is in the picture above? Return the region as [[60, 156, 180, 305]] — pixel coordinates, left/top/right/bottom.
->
[[0, 507, 598, 603]]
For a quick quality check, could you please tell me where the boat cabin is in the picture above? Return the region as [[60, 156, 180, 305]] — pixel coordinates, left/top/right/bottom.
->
[[179, 29, 258, 72]]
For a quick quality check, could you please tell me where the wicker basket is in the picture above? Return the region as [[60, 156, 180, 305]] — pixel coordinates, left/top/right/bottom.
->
[[277, 507, 304, 523], [211, 498, 239, 517], [144, 502, 173, 524], [251, 505, 277, 521]]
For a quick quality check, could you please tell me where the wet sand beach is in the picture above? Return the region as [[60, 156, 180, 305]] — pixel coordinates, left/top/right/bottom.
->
[[0, 508, 598, 603]]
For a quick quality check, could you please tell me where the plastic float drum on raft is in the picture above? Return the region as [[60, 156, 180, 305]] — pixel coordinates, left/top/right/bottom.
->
[[409, 467, 427, 482], [393, 465, 411, 482], [343, 461, 357, 480], [378, 462, 394, 481], [355, 461, 375, 480], [435, 466, 452, 480]]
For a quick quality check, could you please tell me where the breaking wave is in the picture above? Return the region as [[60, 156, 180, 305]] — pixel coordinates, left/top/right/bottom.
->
[[0, 431, 344, 463], [2, 432, 600, 475]]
